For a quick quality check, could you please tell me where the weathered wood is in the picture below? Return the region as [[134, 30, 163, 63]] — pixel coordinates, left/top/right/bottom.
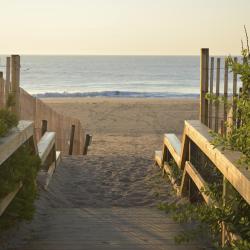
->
[[56, 151, 62, 166], [0, 72, 4, 108], [223, 59, 228, 134], [69, 125, 75, 155], [215, 58, 220, 133], [209, 57, 214, 129], [83, 134, 92, 155], [200, 48, 209, 125], [182, 162, 212, 205], [0, 182, 23, 216], [5, 57, 11, 103], [37, 132, 56, 165], [163, 163, 181, 195], [163, 134, 181, 167], [185, 120, 250, 204], [11, 55, 21, 119], [0, 121, 34, 166], [232, 57, 238, 126]]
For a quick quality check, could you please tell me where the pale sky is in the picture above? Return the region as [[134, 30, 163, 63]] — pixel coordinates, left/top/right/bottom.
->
[[1, 0, 250, 55]]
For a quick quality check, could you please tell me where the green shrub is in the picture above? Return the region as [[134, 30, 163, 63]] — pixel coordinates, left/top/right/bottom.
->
[[0, 109, 18, 137], [0, 144, 41, 230]]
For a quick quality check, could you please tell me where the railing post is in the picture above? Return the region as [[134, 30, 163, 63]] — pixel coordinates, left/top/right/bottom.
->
[[0, 72, 4, 108], [41, 120, 48, 136], [200, 48, 209, 126], [69, 124, 75, 155], [11, 55, 20, 120], [83, 134, 92, 155], [5, 57, 11, 104]]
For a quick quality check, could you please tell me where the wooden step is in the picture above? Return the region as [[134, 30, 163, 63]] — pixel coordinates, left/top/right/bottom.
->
[[154, 150, 163, 167], [164, 134, 181, 166]]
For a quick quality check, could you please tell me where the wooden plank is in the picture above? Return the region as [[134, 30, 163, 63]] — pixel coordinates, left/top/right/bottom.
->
[[154, 151, 163, 167], [200, 48, 209, 125], [11, 55, 20, 119], [163, 134, 181, 166], [0, 121, 34, 166], [184, 162, 212, 205], [163, 163, 181, 195], [41, 120, 48, 136], [37, 132, 56, 165], [56, 151, 62, 167], [83, 134, 92, 155], [5, 57, 11, 103], [215, 58, 220, 132], [232, 57, 238, 125], [209, 57, 214, 129], [184, 120, 250, 204], [69, 125, 75, 155], [223, 59, 228, 134], [0, 182, 23, 216]]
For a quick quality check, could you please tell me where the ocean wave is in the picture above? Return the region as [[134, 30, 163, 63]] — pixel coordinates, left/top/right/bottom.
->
[[34, 91, 199, 98]]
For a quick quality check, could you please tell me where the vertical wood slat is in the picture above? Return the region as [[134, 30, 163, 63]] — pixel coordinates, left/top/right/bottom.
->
[[41, 120, 48, 136], [11, 55, 21, 119], [69, 124, 75, 155], [200, 49, 209, 126], [223, 59, 229, 134], [215, 58, 221, 133], [232, 57, 238, 126], [208, 57, 214, 129], [5, 57, 11, 104], [0, 72, 4, 108]]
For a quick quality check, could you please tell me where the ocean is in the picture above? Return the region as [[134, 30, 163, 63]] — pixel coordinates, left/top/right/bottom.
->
[[0, 55, 232, 98]]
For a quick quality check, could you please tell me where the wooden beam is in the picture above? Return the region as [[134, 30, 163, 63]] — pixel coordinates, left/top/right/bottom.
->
[[163, 134, 181, 167], [69, 125, 75, 155], [5, 57, 11, 104], [41, 120, 48, 136], [0, 121, 34, 166], [11, 55, 20, 119], [184, 120, 250, 204], [209, 57, 214, 129], [155, 150, 163, 167], [200, 49, 209, 126], [37, 132, 56, 165], [0, 182, 23, 216], [215, 58, 220, 133], [83, 134, 92, 155]]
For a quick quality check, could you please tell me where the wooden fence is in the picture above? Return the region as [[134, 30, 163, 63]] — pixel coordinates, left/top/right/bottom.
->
[[200, 48, 240, 134], [0, 55, 85, 155]]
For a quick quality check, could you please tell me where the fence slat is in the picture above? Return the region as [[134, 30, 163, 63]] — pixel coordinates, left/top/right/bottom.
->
[[0, 72, 4, 108], [200, 49, 209, 126], [5, 57, 11, 103], [223, 59, 228, 134], [209, 57, 214, 129], [215, 58, 220, 133], [11, 55, 20, 119], [232, 57, 238, 126]]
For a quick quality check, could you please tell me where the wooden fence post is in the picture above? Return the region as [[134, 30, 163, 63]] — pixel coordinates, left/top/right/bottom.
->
[[209, 57, 214, 129], [83, 134, 92, 155], [200, 48, 209, 126], [41, 120, 48, 136], [69, 125, 75, 155], [0, 72, 4, 108], [11, 55, 20, 119], [232, 57, 238, 126], [223, 59, 228, 134], [5, 57, 11, 104], [215, 58, 221, 133]]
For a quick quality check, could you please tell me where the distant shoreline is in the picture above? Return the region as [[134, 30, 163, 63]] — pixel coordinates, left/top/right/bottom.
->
[[35, 91, 200, 99]]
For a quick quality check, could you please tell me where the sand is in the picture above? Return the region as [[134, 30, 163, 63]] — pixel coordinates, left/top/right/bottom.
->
[[0, 98, 207, 250]]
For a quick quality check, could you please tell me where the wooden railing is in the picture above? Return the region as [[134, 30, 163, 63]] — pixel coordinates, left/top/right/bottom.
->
[[0, 121, 61, 216], [0, 55, 85, 155], [155, 120, 250, 246]]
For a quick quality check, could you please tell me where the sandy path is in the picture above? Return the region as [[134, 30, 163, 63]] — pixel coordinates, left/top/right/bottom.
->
[[0, 98, 213, 250]]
